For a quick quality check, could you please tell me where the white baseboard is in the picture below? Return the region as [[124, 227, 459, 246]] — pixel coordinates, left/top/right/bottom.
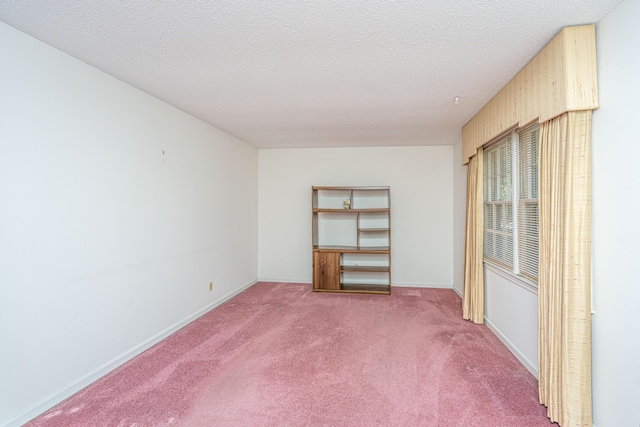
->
[[484, 316, 538, 379], [257, 277, 311, 284], [256, 280, 454, 290], [393, 282, 453, 289], [1, 279, 257, 427]]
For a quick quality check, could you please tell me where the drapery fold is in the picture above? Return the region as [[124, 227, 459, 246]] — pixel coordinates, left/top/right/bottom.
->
[[538, 111, 592, 427], [462, 147, 484, 324]]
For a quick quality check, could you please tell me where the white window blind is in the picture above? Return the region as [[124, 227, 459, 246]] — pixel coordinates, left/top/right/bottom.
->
[[517, 123, 540, 281], [483, 123, 540, 283], [483, 135, 513, 269]]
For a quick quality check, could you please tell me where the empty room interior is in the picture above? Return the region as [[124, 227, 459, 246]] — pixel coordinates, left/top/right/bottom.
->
[[1, 1, 638, 426]]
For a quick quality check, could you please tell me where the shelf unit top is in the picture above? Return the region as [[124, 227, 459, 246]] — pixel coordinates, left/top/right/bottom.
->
[[312, 186, 390, 191], [313, 208, 389, 213]]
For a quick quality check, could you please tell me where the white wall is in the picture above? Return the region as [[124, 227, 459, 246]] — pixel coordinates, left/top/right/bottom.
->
[[452, 140, 467, 295], [0, 23, 258, 426], [258, 146, 453, 287], [484, 266, 539, 375], [592, 0, 640, 425]]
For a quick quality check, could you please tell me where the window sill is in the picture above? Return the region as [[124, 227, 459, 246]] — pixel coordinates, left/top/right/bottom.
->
[[483, 261, 538, 295]]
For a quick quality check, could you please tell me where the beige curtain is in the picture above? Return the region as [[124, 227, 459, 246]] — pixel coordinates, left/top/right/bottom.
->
[[538, 111, 592, 427], [462, 147, 484, 324]]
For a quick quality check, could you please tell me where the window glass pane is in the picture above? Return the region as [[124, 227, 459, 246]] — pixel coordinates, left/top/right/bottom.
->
[[483, 135, 513, 269], [517, 123, 540, 281]]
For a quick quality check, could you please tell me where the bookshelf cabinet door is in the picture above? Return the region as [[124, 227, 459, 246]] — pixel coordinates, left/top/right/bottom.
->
[[313, 252, 340, 290]]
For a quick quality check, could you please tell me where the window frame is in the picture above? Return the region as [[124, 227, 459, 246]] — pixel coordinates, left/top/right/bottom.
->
[[482, 123, 539, 286], [515, 123, 540, 282]]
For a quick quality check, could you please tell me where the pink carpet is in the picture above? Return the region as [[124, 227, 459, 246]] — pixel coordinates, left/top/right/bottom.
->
[[27, 283, 556, 426]]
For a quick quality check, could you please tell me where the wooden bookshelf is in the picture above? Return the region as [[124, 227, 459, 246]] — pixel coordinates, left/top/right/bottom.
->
[[311, 186, 391, 294]]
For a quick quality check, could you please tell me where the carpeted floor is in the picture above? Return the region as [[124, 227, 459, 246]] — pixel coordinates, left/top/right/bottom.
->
[[27, 282, 555, 426]]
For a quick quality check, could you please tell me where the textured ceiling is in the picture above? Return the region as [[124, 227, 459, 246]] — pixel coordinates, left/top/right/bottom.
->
[[0, 1, 623, 148]]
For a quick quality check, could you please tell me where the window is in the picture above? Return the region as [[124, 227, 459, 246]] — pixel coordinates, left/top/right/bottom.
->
[[483, 123, 539, 283], [517, 124, 539, 281]]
